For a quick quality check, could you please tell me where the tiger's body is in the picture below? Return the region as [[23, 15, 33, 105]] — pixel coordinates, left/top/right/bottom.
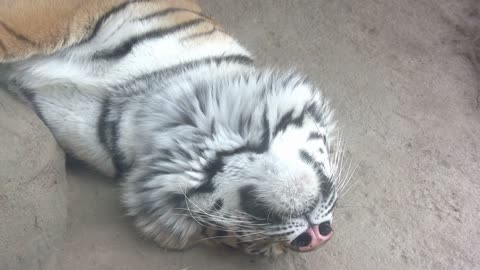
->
[[1, 0, 346, 257]]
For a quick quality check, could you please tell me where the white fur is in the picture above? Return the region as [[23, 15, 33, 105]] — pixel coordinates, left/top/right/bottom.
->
[[2, 6, 342, 256]]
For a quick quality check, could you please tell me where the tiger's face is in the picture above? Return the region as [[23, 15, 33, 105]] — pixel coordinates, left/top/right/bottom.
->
[[187, 112, 339, 256], [122, 70, 342, 257]]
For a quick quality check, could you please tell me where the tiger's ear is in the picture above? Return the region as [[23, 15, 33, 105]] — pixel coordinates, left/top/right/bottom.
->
[[0, 0, 128, 63]]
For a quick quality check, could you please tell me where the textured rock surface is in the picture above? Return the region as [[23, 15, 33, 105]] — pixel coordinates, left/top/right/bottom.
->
[[0, 90, 67, 270]]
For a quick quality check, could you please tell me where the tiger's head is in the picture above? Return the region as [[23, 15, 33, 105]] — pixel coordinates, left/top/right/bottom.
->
[[123, 69, 346, 257], [196, 107, 340, 256]]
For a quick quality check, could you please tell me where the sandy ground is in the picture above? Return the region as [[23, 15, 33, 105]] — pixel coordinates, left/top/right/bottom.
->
[[15, 0, 480, 269]]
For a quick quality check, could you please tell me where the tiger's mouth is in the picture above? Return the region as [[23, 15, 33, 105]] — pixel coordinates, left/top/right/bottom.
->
[[205, 221, 333, 255]]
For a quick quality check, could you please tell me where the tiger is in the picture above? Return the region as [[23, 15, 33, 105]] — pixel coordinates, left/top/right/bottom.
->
[[0, 0, 349, 257]]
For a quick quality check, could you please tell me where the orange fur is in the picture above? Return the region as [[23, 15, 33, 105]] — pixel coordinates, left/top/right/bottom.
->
[[0, 0, 204, 62]]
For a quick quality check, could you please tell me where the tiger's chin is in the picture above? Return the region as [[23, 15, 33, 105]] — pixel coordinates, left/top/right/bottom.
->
[[152, 230, 332, 258], [185, 226, 299, 257], [201, 234, 289, 257], [151, 226, 289, 257]]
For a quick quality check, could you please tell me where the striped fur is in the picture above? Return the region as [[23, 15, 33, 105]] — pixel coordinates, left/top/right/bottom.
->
[[0, 0, 346, 257]]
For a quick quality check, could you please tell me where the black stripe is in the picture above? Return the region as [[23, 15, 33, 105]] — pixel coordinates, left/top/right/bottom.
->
[[118, 54, 254, 91], [110, 101, 129, 176], [281, 72, 297, 88], [307, 103, 328, 127], [255, 106, 270, 153], [0, 20, 37, 46], [273, 108, 306, 137], [176, 145, 194, 161], [188, 146, 251, 196], [97, 97, 129, 177], [210, 121, 216, 134], [308, 132, 323, 141], [306, 104, 330, 151], [94, 18, 205, 59], [323, 194, 337, 216], [324, 199, 336, 215], [320, 179, 334, 199], [327, 193, 336, 207], [299, 150, 332, 199], [299, 149, 332, 211], [143, 144, 261, 195], [193, 82, 208, 115], [214, 229, 228, 237], [190, 155, 225, 194], [212, 198, 224, 211], [78, 0, 150, 45], [237, 114, 247, 134], [177, 102, 197, 127], [180, 28, 216, 41], [299, 150, 325, 174], [185, 109, 271, 194], [97, 98, 111, 151], [136, 7, 213, 22], [139, 148, 199, 184]]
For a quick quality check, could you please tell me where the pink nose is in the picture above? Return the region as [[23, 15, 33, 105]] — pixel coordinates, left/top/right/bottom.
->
[[289, 222, 333, 252]]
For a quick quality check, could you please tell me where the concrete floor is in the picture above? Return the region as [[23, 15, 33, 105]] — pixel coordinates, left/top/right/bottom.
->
[[58, 0, 480, 269]]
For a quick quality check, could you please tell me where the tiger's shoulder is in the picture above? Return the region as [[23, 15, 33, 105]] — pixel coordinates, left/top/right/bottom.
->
[[1, 0, 252, 90], [0, 0, 236, 63]]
